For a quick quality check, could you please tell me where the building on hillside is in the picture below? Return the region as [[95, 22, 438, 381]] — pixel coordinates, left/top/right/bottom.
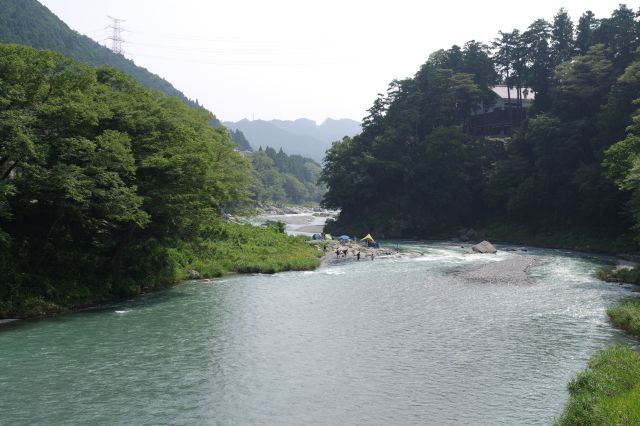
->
[[466, 85, 535, 136]]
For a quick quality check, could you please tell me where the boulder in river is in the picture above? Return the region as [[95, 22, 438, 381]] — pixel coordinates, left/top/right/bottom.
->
[[471, 240, 497, 254]]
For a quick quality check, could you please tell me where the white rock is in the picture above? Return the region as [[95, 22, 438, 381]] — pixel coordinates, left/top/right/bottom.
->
[[471, 240, 497, 254]]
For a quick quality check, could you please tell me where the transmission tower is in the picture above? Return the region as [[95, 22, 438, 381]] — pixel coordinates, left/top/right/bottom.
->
[[107, 16, 125, 55]]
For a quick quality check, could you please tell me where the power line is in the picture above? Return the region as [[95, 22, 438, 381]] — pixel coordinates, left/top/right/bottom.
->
[[127, 29, 314, 44], [125, 40, 330, 54], [125, 50, 360, 67], [107, 16, 126, 55]]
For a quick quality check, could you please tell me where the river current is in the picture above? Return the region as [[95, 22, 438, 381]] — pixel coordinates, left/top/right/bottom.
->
[[1, 242, 637, 425]]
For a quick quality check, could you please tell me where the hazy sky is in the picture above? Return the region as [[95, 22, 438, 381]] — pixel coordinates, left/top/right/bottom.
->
[[39, 0, 631, 123]]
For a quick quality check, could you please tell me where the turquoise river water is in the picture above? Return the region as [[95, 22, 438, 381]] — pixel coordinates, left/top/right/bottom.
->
[[1, 242, 638, 425]]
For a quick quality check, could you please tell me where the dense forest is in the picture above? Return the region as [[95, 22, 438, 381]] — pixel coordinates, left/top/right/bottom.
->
[[250, 147, 324, 205], [321, 5, 640, 250], [0, 43, 319, 317]]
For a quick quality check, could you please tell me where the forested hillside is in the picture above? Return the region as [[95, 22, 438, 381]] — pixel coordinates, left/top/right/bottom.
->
[[321, 5, 640, 250], [0, 44, 319, 318], [0, 0, 195, 105], [249, 147, 324, 205], [230, 129, 253, 152]]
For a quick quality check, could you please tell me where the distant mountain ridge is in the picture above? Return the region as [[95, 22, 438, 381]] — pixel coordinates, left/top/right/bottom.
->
[[0, 0, 195, 106], [223, 118, 361, 163]]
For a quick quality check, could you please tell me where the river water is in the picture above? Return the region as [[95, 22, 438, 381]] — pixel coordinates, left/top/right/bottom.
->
[[1, 242, 637, 425]]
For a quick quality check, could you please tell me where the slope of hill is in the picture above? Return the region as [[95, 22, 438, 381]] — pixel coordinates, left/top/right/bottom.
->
[[224, 118, 361, 163], [0, 0, 194, 105]]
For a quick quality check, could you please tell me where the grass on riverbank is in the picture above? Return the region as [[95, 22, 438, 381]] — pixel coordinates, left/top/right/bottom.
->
[[171, 221, 321, 277], [597, 266, 640, 285], [0, 221, 321, 319], [555, 346, 640, 425], [607, 298, 640, 338], [557, 297, 640, 424]]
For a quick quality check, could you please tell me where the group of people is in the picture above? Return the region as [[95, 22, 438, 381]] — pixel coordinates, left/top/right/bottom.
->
[[332, 247, 374, 261], [317, 233, 377, 261]]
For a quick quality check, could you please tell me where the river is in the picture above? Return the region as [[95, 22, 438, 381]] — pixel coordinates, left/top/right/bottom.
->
[[1, 242, 637, 425]]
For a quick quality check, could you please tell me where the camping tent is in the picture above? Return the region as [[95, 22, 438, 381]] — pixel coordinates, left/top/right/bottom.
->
[[361, 234, 375, 242], [338, 235, 350, 242]]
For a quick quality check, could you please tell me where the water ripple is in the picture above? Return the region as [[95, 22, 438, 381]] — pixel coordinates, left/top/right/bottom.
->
[[0, 243, 635, 425]]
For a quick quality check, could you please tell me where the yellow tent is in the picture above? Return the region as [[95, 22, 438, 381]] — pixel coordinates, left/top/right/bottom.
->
[[360, 234, 374, 242]]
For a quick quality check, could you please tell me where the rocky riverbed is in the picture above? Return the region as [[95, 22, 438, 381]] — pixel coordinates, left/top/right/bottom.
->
[[230, 206, 339, 236], [458, 255, 545, 284]]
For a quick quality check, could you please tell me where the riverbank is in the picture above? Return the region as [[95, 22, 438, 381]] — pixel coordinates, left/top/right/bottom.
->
[[555, 346, 640, 424], [0, 220, 322, 321], [2, 240, 629, 424], [556, 297, 640, 424], [597, 263, 640, 285]]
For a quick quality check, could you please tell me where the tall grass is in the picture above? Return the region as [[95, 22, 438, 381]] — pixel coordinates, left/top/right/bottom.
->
[[171, 221, 321, 279], [555, 346, 640, 425], [607, 298, 640, 338]]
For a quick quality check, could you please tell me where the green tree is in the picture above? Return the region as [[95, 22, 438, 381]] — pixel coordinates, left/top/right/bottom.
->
[[0, 43, 250, 308], [551, 8, 575, 65], [575, 11, 598, 55]]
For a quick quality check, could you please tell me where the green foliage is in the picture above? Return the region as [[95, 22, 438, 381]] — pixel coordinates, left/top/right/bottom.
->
[[0, 43, 259, 317], [600, 266, 640, 285], [0, 0, 196, 106], [249, 146, 324, 205], [229, 128, 253, 151], [322, 5, 640, 247], [556, 346, 640, 425], [171, 221, 320, 277], [322, 44, 503, 236], [607, 298, 640, 336]]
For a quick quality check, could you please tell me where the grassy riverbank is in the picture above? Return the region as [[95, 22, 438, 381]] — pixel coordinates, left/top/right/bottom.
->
[[0, 221, 321, 319], [607, 298, 640, 338], [171, 221, 321, 277], [556, 298, 640, 424], [597, 266, 640, 285], [555, 346, 640, 425]]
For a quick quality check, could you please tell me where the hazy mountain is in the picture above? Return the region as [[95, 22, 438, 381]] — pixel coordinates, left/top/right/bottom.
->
[[0, 0, 195, 106], [224, 118, 361, 163]]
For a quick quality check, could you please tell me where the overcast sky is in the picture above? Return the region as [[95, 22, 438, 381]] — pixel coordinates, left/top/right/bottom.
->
[[39, 0, 631, 123]]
